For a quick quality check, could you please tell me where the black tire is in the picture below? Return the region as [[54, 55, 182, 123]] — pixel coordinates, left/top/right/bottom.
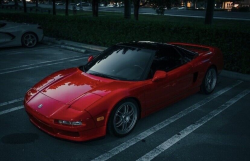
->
[[21, 32, 38, 48], [201, 67, 217, 94], [108, 99, 138, 137]]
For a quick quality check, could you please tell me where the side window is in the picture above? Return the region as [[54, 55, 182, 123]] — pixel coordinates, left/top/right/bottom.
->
[[176, 47, 197, 61], [148, 46, 183, 79]]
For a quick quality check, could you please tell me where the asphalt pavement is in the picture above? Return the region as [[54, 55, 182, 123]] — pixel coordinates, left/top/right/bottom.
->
[[0, 43, 250, 161]]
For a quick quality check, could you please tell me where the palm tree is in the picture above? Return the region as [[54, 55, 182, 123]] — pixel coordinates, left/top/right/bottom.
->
[[22, 0, 27, 13], [14, 0, 18, 10], [92, 0, 99, 17], [124, 0, 131, 19], [65, 0, 69, 16], [53, 0, 56, 15], [134, 0, 140, 20], [205, 0, 215, 24]]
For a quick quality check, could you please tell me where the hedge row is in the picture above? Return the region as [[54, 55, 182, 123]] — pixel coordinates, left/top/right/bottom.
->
[[1, 13, 249, 74]]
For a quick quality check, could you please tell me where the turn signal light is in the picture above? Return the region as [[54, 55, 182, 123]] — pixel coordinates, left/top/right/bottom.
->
[[97, 116, 104, 121]]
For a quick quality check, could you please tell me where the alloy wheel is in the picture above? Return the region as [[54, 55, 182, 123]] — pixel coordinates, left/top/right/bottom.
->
[[113, 102, 138, 135]]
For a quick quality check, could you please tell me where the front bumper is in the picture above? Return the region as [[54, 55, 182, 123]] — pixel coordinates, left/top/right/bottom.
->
[[25, 103, 106, 142]]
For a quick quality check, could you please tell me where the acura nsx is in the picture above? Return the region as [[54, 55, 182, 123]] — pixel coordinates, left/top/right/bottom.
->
[[24, 41, 223, 141]]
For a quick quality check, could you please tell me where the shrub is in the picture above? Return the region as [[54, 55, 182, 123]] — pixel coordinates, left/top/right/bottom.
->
[[0, 13, 249, 74]]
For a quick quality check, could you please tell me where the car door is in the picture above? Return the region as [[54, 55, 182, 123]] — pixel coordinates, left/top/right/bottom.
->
[[144, 46, 193, 114]]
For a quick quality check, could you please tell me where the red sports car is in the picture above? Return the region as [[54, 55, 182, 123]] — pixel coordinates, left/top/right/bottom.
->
[[24, 41, 223, 141]]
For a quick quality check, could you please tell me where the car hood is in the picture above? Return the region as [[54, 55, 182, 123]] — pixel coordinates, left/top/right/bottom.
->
[[41, 68, 127, 105]]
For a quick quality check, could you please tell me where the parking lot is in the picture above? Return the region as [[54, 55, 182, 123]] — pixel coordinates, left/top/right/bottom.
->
[[0, 44, 250, 161]]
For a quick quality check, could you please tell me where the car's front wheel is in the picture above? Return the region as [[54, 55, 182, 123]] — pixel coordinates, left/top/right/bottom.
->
[[21, 32, 38, 48], [201, 67, 217, 94], [108, 99, 138, 137]]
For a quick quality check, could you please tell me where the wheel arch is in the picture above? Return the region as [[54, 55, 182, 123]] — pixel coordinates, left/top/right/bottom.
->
[[105, 96, 142, 135], [107, 96, 142, 122], [207, 64, 218, 74]]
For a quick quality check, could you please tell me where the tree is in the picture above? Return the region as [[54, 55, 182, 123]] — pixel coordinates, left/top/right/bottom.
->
[[14, 0, 18, 8], [22, 0, 27, 13], [133, 0, 150, 20], [133, 0, 140, 20], [65, 0, 69, 16], [124, 0, 131, 19], [53, 0, 56, 15], [184, 0, 187, 9], [92, 0, 99, 17], [205, 0, 215, 24]]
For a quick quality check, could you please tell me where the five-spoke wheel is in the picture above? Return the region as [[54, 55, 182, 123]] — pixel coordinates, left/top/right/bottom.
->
[[21, 33, 38, 48], [108, 99, 138, 136]]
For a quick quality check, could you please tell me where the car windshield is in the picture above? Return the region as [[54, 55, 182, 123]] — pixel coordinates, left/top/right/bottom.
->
[[84, 45, 154, 81]]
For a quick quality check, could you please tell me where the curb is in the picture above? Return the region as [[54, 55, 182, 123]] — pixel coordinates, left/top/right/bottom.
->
[[42, 37, 106, 52], [220, 70, 250, 82], [60, 45, 86, 53], [42, 36, 250, 82]]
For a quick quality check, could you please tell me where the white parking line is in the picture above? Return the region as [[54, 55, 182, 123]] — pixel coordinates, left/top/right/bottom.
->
[[0, 55, 84, 71], [7, 49, 58, 55], [0, 105, 24, 116], [0, 46, 56, 55], [0, 98, 23, 107], [0, 57, 88, 75], [91, 81, 242, 161], [137, 89, 250, 161]]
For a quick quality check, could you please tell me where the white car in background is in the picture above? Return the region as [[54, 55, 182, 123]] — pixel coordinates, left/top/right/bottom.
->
[[107, 4, 115, 7], [0, 20, 44, 48]]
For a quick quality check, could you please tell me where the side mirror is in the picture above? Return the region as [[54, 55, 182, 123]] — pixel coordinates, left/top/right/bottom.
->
[[152, 70, 167, 82], [88, 55, 94, 62]]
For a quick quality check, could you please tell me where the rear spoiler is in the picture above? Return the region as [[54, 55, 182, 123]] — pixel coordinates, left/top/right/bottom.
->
[[169, 42, 215, 52]]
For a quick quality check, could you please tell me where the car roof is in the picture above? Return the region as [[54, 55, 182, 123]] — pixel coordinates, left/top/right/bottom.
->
[[117, 41, 173, 51]]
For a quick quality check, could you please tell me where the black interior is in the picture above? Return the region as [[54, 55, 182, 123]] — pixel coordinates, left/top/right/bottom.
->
[[147, 46, 184, 79]]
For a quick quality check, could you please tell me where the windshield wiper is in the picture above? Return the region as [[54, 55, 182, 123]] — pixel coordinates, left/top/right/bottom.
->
[[89, 73, 120, 80], [79, 65, 86, 72]]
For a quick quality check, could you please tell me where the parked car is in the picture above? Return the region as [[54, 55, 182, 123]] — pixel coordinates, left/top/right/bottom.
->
[[171, 7, 178, 10], [0, 21, 43, 48], [55, 2, 64, 5], [76, 2, 91, 7], [178, 6, 186, 9], [99, 3, 105, 7], [107, 4, 115, 7], [24, 41, 223, 141]]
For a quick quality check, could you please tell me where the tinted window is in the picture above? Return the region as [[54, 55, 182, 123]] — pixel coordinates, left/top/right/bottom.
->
[[176, 47, 198, 60], [85, 45, 154, 81], [148, 46, 183, 78]]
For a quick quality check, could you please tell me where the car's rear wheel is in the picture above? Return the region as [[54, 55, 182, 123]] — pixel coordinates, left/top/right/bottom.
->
[[201, 67, 217, 94], [108, 99, 138, 137], [22, 32, 38, 48]]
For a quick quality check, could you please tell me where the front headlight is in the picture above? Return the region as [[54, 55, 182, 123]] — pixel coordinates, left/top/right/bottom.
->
[[57, 120, 82, 126]]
